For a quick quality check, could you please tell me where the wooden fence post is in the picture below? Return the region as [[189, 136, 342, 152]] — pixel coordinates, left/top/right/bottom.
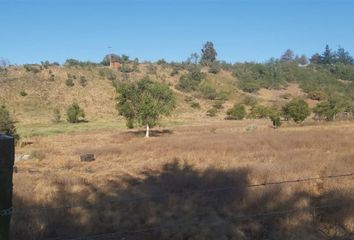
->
[[0, 135, 15, 240]]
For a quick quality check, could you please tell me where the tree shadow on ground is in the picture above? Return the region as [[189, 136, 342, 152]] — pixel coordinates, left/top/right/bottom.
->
[[12, 160, 354, 240], [125, 129, 173, 137]]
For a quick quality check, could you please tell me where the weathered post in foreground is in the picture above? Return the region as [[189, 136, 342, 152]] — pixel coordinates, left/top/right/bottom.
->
[[0, 135, 15, 240]]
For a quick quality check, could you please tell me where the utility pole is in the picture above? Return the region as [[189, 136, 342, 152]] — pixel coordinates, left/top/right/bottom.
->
[[0, 134, 15, 240], [108, 46, 112, 67]]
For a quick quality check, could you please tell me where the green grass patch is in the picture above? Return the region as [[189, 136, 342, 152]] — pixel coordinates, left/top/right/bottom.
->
[[18, 121, 126, 138]]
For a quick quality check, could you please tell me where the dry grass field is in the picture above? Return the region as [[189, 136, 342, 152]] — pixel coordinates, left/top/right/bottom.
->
[[11, 119, 354, 240]]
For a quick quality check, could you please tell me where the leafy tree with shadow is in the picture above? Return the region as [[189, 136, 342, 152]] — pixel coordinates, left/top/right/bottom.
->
[[116, 77, 176, 137]]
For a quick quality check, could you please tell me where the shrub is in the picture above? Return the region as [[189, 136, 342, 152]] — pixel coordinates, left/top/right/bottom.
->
[[52, 108, 61, 123], [270, 115, 281, 128], [208, 62, 221, 74], [24, 64, 41, 73], [206, 108, 218, 117], [242, 95, 258, 106], [170, 67, 179, 77], [177, 75, 199, 92], [146, 63, 157, 75], [283, 98, 311, 123], [184, 96, 193, 102], [80, 76, 87, 87], [238, 78, 261, 93], [66, 103, 85, 123], [213, 100, 224, 109], [49, 74, 55, 81], [199, 84, 218, 100], [119, 63, 133, 73], [0, 105, 19, 141], [247, 105, 271, 119], [307, 90, 326, 101], [190, 101, 201, 109], [156, 59, 167, 66], [268, 107, 282, 128], [226, 104, 246, 120], [20, 90, 28, 97], [65, 78, 74, 87], [177, 67, 206, 92]]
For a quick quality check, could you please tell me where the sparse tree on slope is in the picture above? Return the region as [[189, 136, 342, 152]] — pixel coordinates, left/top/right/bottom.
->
[[116, 77, 176, 137], [280, 49, 295, 63], [336, 47, 354, 65], [201, 41, 217, 65], [320, 45, 335, 64]]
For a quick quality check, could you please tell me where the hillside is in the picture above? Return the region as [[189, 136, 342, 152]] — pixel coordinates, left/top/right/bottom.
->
[[0, 62, 319, 135]]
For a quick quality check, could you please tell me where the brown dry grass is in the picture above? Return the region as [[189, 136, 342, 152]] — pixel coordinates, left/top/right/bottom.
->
[[11, 120, 354, 239]]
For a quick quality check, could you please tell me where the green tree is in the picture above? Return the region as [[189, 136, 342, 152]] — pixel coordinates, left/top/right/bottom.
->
[[295, 54, 308, 65], [247, 105, 271, 119], [310, 53, 321, 64], [66, 103, 85, 123], [336, 47, 354, 65], [280, 49, 294, 63], [313, 95, 352, 121], [116, 77, 176, 137], [283, 98, 311, 123], [201, 41, 217, 65], [0, 105, 19, 141], [320, 45, 335, 64], [226, 104, 246, 120], [101, 54, 122, 66]]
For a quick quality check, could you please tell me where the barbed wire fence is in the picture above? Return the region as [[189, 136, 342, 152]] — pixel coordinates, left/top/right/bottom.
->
[[52, 203, 354, 240], [10, 171, 354, 215], [6, 171, 354, 239]]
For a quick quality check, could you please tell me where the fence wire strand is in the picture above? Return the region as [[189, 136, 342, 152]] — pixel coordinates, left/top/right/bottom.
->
[[13, 171, 354, 215]]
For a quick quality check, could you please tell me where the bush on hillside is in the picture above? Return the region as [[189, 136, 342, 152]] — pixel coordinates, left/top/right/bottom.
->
[[307, 90, 326, 101], [177, 68, 206, 92], [283, 98, 310, 123], [238, 78, 261, 93], [213, 100, 224, 109], [65, 78, 74, 87], [66, 103, 85, 123], [247, 105, 271, 119], [190, 101, 201, 109], [242, 95, 258, 106], [80, 76, 88, 87], [24, 64, 41, 73], [199, 84, 218, 100], [20, 90, 28, 97], [226, 104, 246, 120], [208, 62, 221, 74], [206, 107, 218, 117]]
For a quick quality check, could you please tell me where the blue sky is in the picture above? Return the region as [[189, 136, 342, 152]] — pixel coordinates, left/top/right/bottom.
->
[[0, 0, 353, 64]]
